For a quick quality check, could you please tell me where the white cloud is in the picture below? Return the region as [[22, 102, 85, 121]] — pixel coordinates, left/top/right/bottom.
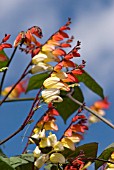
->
[[0, 0, 24, 19], [72, 2, 114, 92]]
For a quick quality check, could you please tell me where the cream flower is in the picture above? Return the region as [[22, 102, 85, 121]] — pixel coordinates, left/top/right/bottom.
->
[[50, 153, 65, 164], [34, 154, 49, 168], [42, 88, 60, 99], [44, 95, 63, 103], [42, 88, 63, 103], [32, 52, 47, 64], [48, 134, 57, 147], [31, 62, 53, 74], [51, 71, 68, 80], [43, 77, 70, 91], [54, 141, 64, 151], [39, 137, 51, 148], [33, 146, 41, 158], [42, 44, 55, 52], [61, 138, 75, 151], [32, 51, 59, 64]]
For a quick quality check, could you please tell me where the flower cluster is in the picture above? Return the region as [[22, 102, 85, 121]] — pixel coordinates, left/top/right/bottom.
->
[[27, 102, 88, 169], [89, 97, 110, 123], [29, 18, 84, 104], [1, 79, 28, 99], [64, 114, 88, 143], [0, 34, 12, 62]]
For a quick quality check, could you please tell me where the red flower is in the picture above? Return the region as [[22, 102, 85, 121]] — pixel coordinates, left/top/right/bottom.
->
[[0, 43, 12, 50]]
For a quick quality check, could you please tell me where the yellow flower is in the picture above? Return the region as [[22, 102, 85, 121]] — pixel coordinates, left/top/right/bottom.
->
[[43, 77, 70, 91], [48, 134, 57, 146], [32, 51, 59, 64], [54, 141, 64, 151], [39, 137, 51, 148], [89, 109, 105, 123], [2, 87, 19, 99], [67, 133, 83, 143], [44, 120, 58, 131], [50, 153, 65, 164], [33, 146, 41, 158], [29, 129, 45, 143], [42, 88, 60, 99], [32, 52, 48, 64], [44, 95, 63, 103], [42, 44, 55, 52], [34, 154, 49, 168], [31, 62, 53, 74], [51, 71, 68, 80], [42, 88, 63, 103], [61, 138, 75, 151]]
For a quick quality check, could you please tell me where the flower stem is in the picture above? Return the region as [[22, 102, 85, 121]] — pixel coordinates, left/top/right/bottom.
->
[[0, 87, 42, 145], [67, 89, 114, 129], [0, 47, 18, 95], [0, 61, 31, 106]]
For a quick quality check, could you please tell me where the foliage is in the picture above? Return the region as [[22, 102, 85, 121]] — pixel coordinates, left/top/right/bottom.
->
[[0, 19, 112, 170]]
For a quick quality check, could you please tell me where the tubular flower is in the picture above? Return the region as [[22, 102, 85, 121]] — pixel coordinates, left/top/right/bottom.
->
[[34, 154, 49, 169], [63, 113, 88, 144], [43, 77, 70, 91], [89, 97, 110, 123], [42, 88, 63, 103], [33, 146, 41, 158], [32, 51, 59, 64], [50, 153, 65, 164], [43, 94, 63, 104], [51, 71, 68, 80], [0, 34, 12, 50], [14, 26, 42, 47], [61, 138, 75, 151], [37, 118, 58, 131], [29, 129, 46, 144], [31, 62, 53, 74], [1, 79, 28, 99]]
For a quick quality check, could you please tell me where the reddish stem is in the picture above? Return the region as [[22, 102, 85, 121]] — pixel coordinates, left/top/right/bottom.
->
[[0, 87, 42, 145], [0, 61, 31, 106]]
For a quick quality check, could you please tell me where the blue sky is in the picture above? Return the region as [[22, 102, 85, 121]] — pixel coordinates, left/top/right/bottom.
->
[[0, 0, 114, 169]]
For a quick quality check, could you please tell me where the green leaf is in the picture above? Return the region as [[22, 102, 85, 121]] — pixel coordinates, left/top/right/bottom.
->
[[0, 154, 34, 170], [0, 148, 7, 158], [95, 143, 114, 170], [10, 154, 34, 170], [54, 86, 84, 122], [76, 71, 104, 98], [62, 142, 98, 162], [0, 50, 9, 69], [26, 72, 49, 93], [0, 156, 15, 170], [20, 154, 34, 162]]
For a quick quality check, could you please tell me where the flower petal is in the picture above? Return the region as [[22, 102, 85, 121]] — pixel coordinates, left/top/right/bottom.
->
[[50, 153, 65, 164]]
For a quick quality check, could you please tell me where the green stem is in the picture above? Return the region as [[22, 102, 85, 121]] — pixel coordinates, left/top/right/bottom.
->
[[0, 97, 35, 103], [67, 89, 114, 129]]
